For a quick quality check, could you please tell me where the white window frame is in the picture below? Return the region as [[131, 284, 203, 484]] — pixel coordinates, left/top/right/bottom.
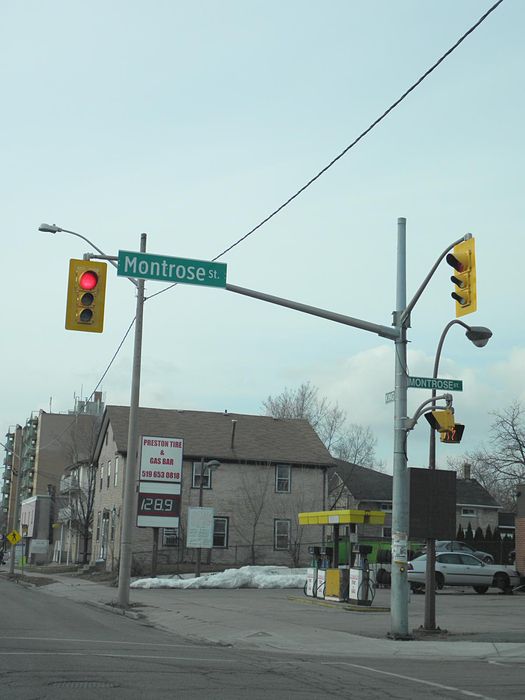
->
[[380, 502, 392, 512], [107, 460, 111, 489], [213, 517, 229, 548], [162, 528, 179, 547], [114, 456, 119, 487], [99, 464, 104, 491], [274, 519, 291, 550], [192, 462, 212, 489], [275, 464, 291, 493], [461, 507, 476, 516]]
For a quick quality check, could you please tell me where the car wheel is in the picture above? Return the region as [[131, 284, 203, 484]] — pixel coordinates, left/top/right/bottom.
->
[[493, 573, 511, 593], [473, 585, 489, 594], [435, 572, 444, 590]]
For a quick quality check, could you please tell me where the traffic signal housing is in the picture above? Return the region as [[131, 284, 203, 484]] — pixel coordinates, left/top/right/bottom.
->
[[440, 423, 465, 444], [425, 408, 455, 433], [446, 237, 477, 318], [65, 259, 107, 333]]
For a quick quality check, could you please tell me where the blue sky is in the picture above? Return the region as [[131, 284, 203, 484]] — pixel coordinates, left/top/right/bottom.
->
[[1, 1, 523, 472]]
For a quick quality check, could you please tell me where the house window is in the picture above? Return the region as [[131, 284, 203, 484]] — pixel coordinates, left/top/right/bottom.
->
[[100, 464, 104, 491], [192, 462, 211, 489], [107, 460, 111, 488], [114, 457, 119, 487], [213, 517, 229, 548], [275, 464, 291, 493], [380, 502, 392, 512], [162, 528, 179, 546], [96, 511, 101, 541], [274, 519, 291, 550], [110, 509, 116, 541], [461, 507, 476, 516], [382, 527, 392, 539]]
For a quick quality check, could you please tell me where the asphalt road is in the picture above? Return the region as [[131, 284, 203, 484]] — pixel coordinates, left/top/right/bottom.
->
[[1, 577, 525, 699]]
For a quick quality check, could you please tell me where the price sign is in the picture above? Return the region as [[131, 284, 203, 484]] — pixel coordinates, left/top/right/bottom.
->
[[136, 482, 181, 528]]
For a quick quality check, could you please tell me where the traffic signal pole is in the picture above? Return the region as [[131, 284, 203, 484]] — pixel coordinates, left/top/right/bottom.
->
[[390, 217, 410, 638], [118, 232, 147, 608], [226, 219, 474, 638]]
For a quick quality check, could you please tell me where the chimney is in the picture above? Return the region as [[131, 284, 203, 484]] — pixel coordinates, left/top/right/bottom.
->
[[231, 420, 237, 449], [463, 463, 471, 480]]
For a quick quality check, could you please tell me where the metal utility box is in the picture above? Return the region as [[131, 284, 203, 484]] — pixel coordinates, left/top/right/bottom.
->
[[325, 568, 350, 602]]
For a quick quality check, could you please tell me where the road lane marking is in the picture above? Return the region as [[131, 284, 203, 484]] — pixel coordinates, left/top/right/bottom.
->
[[324, 661, 497, 700]]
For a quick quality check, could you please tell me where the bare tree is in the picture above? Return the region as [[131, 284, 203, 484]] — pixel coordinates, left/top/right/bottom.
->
[[332, 424, 381, 468], [233, 464, 273, 564], [61, 416, 101, 563], [263, 382, 381, 467], [274, 471, 319, 567], [447, 401, 525, 510]]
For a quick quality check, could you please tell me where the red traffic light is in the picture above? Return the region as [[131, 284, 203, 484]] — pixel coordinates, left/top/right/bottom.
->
[[79, 270, 99, 291], [445, 253, 465, 273]]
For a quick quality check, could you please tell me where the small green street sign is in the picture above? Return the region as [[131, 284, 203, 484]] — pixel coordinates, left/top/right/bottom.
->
[[117, 250, 227, 288], [408, 376, 463, 392], [385, 390, 395, 404]]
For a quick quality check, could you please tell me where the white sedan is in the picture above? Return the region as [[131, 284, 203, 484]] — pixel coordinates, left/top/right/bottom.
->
[[408, 551, 520, 594]]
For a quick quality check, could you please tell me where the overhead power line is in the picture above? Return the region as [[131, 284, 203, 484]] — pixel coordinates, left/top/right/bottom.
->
[[83, 0, 504, 408]]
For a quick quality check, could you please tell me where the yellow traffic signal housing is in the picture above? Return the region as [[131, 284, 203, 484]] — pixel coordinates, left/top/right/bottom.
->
[[65, 259, 107, 333], [446, 237, 477, 318], [425, 408, 455, 433], [440, 423, 465, 444]]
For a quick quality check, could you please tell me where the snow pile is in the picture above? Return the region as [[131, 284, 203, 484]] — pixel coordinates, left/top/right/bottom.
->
[[131, 565, 307, 590]]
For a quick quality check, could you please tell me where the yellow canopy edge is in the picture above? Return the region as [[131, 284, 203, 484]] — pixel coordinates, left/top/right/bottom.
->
[[298, 509, 385, 526]]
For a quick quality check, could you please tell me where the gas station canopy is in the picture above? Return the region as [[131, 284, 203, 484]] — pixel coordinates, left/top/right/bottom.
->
[[298, 509, 385, 526]]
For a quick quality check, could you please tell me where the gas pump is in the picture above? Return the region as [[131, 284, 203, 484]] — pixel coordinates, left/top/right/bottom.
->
[[305, 546, 323, 597], [349, 544, 374, 606]]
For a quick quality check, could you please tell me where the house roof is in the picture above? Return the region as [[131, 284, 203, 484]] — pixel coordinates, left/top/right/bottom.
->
[[94, 405, 334, 466], [329, 459, 393, 501], [456, 478, 500, 508], [330, 461, 500, 509]]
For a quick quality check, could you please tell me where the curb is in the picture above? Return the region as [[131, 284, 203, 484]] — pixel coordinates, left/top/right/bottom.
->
[[84, 600, 144, 620]]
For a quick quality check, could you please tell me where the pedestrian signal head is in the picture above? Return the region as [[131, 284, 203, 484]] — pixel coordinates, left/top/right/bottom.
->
[[440, 424, 465, 444], [425, 408, 455, 433]]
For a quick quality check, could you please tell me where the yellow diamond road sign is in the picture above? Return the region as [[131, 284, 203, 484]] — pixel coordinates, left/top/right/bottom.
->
[[6, 530, 21, 545]]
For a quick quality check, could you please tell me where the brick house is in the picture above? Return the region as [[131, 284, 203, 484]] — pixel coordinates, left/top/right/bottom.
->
[[91, 405, 334, 572]]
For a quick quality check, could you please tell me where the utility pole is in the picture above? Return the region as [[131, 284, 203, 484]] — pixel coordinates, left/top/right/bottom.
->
[[390, 217, 410, 638], [118, 233, 147, 608]]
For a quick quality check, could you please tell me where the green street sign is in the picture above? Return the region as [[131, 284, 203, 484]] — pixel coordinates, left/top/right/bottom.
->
[[117, 250, 227, 288], [385, 390, 395, 404], [408, 376, 463, 392]]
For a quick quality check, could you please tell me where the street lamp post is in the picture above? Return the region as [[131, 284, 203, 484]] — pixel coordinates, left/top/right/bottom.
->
[[38, 223, 145, 608], [195, 459, 220, 578], [424, 320, 492, 630]]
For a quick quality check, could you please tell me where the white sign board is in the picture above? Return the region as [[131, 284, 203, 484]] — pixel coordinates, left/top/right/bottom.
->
[[30, 539, 50, 555], [186, 507, 214, 549], [137, 482, 181, 528], [139, 435, 183, 483], [349, 568, 361, 600]]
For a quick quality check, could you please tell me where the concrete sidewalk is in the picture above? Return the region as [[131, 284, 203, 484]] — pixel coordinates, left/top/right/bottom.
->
[[4, 569, 525, 661]]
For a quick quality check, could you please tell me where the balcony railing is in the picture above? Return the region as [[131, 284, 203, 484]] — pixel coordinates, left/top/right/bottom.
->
[[59, 475, 80, 494]]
